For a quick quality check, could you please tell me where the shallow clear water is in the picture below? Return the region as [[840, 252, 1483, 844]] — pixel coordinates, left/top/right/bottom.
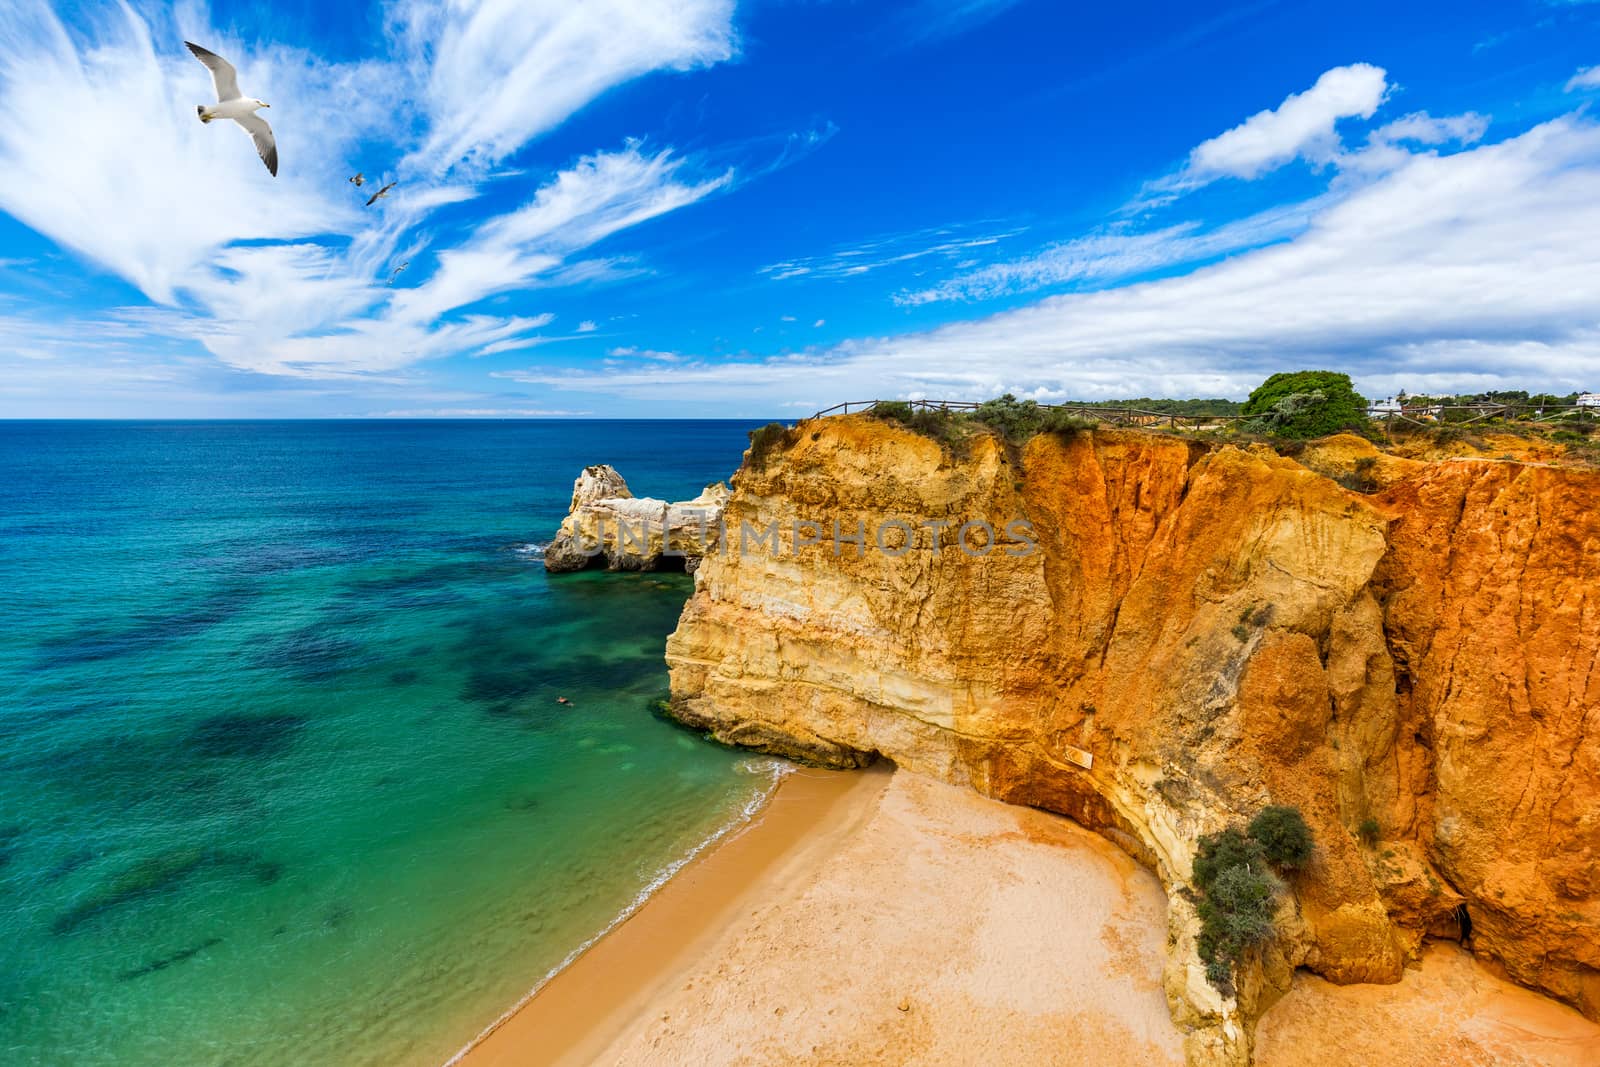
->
[[0, 420, 770, 1066]]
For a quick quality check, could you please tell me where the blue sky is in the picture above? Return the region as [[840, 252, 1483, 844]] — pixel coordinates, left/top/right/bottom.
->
[[1, 0, 1598, 417]]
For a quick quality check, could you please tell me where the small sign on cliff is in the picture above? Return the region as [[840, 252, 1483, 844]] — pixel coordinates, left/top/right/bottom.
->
[[1058, 743, 1094, 770]]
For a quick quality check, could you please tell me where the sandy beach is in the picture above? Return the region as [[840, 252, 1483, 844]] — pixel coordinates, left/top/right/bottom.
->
[[456, 765, 1183, 1067], [453, 765, 1600, 1067], [1257, 942, 1600, 1067]]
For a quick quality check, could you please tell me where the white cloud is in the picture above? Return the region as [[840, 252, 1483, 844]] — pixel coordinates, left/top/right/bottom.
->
[[760, 225, 1021, 282], [1188, 63, 1390, 180], [919, 103, 1487, 307], [0, 1, 374, 302], [366, 407, 590, 417], [605, 346, 683, 361], [1568, 66, 1600, 92], [393, 0, 738, 175], [814, 319, 825, 327], [0, 2, 739, 380], [389, 146, 728, 327], [895, 199, 1322, 305], [577, 319, 598, 332], [1372, 111, 1489, 146], [502, 116, 1600, 405]]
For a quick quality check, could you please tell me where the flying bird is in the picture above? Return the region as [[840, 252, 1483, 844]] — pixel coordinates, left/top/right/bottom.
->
[[185, 41, 276, 177], [349, 172, 365, 187], [387, 261, 409, 286], [365, 180, 397, 207]]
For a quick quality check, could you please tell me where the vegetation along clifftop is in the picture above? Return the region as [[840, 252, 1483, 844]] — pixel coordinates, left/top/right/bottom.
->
[[660, 404, 1600, 1066]]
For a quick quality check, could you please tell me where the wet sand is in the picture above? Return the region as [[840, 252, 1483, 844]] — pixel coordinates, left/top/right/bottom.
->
[[1257, 942, 1600, 1067], [451, 767, 1182, 1066], [451, 763, 892, 1067]]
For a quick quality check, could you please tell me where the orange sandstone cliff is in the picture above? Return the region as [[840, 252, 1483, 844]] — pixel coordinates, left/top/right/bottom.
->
[[662, 416, 1600, 1066]]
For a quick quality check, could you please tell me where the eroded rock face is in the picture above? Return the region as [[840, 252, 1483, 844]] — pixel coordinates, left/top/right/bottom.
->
[[663, 416, 1600, 1064], [544, 465, 729, 573]]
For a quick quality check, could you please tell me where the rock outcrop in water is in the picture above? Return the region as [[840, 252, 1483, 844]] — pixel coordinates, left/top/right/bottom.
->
[[662, 416, 1600, 1065], [545, 465, 729, 573]]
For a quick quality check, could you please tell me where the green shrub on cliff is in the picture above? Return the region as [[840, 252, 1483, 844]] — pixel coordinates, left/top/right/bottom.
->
[[1248, 805, 1315, 870], [869, 401, 970, 450], [1241, 371, 1368, 439], [869, 400, 914, 422], [1039, 408, 1096, 436], [1192, 806, 1315, 995], [973, 393, 1044, 441], [1193, 827, 1264, 890], [746, 422, 796, 471]]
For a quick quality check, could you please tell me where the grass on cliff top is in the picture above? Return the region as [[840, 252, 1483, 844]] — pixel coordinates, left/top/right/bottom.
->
[[869, 396, 1096, 449], [757, 394, 1600, 474], [745, 422, 800, 471]]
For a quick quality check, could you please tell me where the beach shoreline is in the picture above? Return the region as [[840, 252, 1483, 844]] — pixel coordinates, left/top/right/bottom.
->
[[445, 757, 1600, 1067], [448, 760, 892, 1067], [454, 764, 1186, 1067]]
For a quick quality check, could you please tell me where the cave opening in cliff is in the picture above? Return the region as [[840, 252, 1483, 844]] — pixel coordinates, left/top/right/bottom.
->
[[1457, 903, 1474, 946]]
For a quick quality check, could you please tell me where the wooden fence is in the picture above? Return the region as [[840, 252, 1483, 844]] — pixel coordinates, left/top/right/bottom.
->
[[809, 399, 1596, 431]]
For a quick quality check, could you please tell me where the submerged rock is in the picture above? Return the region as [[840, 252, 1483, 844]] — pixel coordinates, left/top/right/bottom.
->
[[544, 465, 729, 573]]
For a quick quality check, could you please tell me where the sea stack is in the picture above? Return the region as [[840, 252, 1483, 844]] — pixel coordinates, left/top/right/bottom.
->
[[544, 464, 729, 573]]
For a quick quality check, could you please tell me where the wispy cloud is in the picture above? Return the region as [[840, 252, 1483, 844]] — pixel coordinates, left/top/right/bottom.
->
[[760, 224, 1022, 282], [894, 200, 1322, 305], [893, 71, 1485, 308], [389, 146, 730, 327], [503, 115, 1600, 406], [900, 0, 1027, 43], [604, 346, 684, 362], [391, 0, 738, 176], [0, 1, 374, 302], [1569, 65, 1600, 92], [366, 407, 592, 417], [0, 0, 744, 381]]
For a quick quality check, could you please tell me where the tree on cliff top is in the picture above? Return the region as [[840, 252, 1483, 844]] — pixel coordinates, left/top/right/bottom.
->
[[1242, 371, 1368, 439]]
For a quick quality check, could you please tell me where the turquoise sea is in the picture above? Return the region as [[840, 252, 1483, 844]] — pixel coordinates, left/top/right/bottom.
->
[[0, 420, 773, 1066]]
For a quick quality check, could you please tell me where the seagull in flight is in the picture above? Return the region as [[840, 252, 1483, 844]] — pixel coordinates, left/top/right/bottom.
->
[[349, 172, 365, 187], [366, 180, 397, 207], [387, 261, 409, 286], [186, 42, 276, 177]]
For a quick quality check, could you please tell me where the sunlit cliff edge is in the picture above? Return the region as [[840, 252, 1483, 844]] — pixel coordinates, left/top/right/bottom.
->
[[660, 415, 1600, 1066]]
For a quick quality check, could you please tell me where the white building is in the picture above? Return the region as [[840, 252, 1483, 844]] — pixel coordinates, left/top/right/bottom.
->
[[1578, 393, 1600, 409]]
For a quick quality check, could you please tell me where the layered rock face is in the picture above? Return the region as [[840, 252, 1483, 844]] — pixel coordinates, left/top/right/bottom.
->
[[544, 465, 729, 573], [663, 417, 1600, 1064]]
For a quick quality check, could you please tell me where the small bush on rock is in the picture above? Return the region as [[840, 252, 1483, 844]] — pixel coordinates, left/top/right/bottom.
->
[[746, 422, 796, 471], [1040, 408, 1096, 436], [870, 401, 914, 422], [1192, 807, 1316, 995], [1249, 805, 1315, 870], [973, 393, 1045, 441]]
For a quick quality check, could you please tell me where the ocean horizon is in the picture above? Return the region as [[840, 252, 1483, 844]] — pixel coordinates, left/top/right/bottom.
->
[[0, 419, 778, 1066]]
